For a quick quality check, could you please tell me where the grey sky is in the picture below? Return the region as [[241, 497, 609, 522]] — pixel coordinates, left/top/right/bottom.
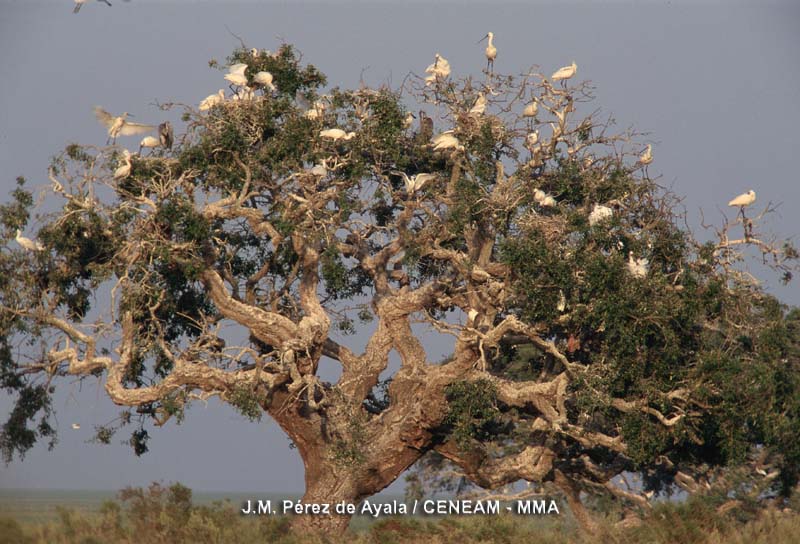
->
[[1, 1, 799, 494]]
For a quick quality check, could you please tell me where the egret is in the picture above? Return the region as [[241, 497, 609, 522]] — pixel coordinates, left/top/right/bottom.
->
[[71, 423, 81, 430], [199, 89, 225, 111], [728, 190, 756, 208], [588, 204, 613, 226], [469, 93, 487, 116], [479, 32, 497, 72], [551, 61, 577, 82], [320, 128, 356, 142], [523, 100, 538, 118], [138, 135, 160, 154], [74, 0, 111, 13], [94, 107, 155, 144], [397, 172, 435, 195], [253, 71, 276, 92], [639, 144, 653, 165], [224, 63, 248, 87], [113, 149, 132, 180], [431, 131, 463, 152], [158, 121, 173, 149], [525, 130, 539, 148], [627, 252, 649, 278], [15, 229, 44, 252]]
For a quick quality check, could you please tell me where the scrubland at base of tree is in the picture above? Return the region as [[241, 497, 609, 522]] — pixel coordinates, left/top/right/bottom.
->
[[2, 482, 799, 544]]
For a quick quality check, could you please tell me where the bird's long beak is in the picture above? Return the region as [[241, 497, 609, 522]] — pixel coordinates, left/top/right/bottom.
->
[[477, 34, 488, 43]]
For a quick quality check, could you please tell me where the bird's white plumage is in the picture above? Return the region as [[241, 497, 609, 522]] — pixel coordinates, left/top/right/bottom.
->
[[431, 132, 462, 151], [94, 107, 155, 142], [639, 144, 653, 165], [627, 252, 649, 278], [469, 93, 487, 115], [398, 172, 435, 194], [254, 71, 276, 91], [525, 130, 539, 148], [320, 128, 356, 141], [224, 63, 249, 86], [15, 229, 44, 251], [113, 149, 132, 180], [425, 53, 451, 85], [139, 135, 159, 149], [551, 61, 577, 81], [728, 190, 756, 208], [482, 32, 497, 70], [199, 89, 225, 111], [589, 204, 613, 226], [523, 100, 538, 118]]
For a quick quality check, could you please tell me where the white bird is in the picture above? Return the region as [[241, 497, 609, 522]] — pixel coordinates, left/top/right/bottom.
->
[[74, 0, 111, 14], [469, 93, 487, 116], [250, 48, 260, 58], [468, 308, 479, 322], [589, 204, 614, 226], [728, 190, 756, 208], [94, 107, 155, 144], [15, 229, 44, 252], [431, 132, 463, 152], [627, 252, 649, 278], [397, 172, 435, 195], [319, 128, 356, 142], [138, 135, 160, 154], [533, 188, 546, 203], [525, 130, 539, 148], [224, 63, 249, 87], [303, 99, 326, 120], [253, 71, 276, 92], [425, 53, 451, 85], [199, 89, 225, 111], [403, 111, 415, 129], [541, 195, 557, 207], [551, 61, 577, 82], [113, 149, 132, 180], [231, 86, 256, 102], [71, 423, 81, 430], [523, 100, 538, 118], [479, 32, 497, 72], [158, 121, 173, 150], [639, 144, 653, 165], [556, 290, 566, 313], [310, 164, 328, 177]]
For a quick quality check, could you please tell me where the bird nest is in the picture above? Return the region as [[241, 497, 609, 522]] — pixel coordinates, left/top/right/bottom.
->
[[517, 210, 569, 245]]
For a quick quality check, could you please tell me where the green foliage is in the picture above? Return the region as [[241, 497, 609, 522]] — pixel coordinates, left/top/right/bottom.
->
[[444, 380, 502, 449], [227, 384, 264, 422]]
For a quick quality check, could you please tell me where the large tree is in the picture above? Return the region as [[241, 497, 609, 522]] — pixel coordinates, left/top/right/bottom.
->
[[2, 44, 799, 535]]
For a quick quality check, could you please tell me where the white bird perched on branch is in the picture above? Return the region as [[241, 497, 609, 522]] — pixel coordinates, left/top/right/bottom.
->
[[113, 149, 132, 180], [403, 111, 415, 129], [728, 190, 756, 208], [541, 195, 557, 207], [396, 172, 435, 195], [469, 93, 487, 116], [94, 107, 155, 144], [138, 135, 160, 154], [431, 131, 463, 152], [319, 128, 356, 142], [589, 204, 614, 226], [479, 32, 497, 72], [523, 100, 538, 118], [224, 63, 249, 87], [639, 144, 653, 165], [533, 188, 546, 204], [158, 121, 173, 150], [467, 308, 479, 323], [74, 0, 111, 14], [199, 90, 225, 111], [551, 61, 577, 82], [15, 229, 44, 252], [627, 252, 649, 278], [425, 53, 451, 85], [253, 71, 276, 92]]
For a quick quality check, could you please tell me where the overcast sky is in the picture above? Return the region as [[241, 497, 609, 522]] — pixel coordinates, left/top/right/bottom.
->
[[1, 1, 798, 495]]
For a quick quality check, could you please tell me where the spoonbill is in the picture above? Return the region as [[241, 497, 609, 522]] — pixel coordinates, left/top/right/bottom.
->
[[431, 131, 463, 152], [113, 149, 132, 180], [138, 135, 160, 154], [468, 308, 479, 322], [479, 32, 497, 72], [627, 252, 649, 278], [425, 53, 451, 85], [253, 71, 276, 92], [94, 107, 155, 144], [533, 188, 546, 203], [320, 128, 356, 142], [397, 172, 435, 195], [540, 195, 557, 207], [551, 61, 577, 82], [588, 204, 613, 226], [469, 93, 487, 115], [728, 190, 756, 208], [158, 121, 173, 149], [523, 100, 538, 118], [403, 111, 415, 129], [74, 0, 111, 13], [199, 90, 225, 111], [15, 229, 44, 251], [639, 144, 653, 165], [224, 63, 248, 87]]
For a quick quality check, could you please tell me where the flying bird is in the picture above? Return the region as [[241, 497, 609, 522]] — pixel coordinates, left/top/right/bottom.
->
[[479, 32, 497, 72], [639, 144, 653, 165], [199, 90, 225, 111], [728, 190, 756, 208], [15, 229, 44, 252], [71, 423, 81, 430], [319, 128, 356, 142], [253, 71, 276, 92], [74, 0, 111, 13], [158, 121, 173, 149], [396, 172, 435, 195], [94, 107, 155, 144], [224, 63, 249, 87], [589, 204, 613, 226], [113, 149, 132, 180], [551, 61, 577, 82]]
